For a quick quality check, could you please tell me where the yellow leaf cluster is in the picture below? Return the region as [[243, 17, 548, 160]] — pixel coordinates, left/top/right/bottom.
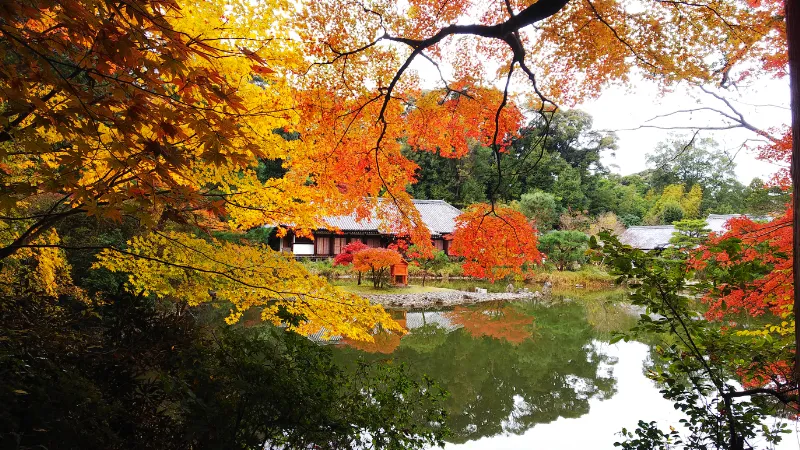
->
[[93, 231, 402, 341], [0, 219, 83, 300]]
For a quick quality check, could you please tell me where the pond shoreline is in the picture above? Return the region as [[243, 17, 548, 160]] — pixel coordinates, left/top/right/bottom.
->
[[361, 288, 547, 309]]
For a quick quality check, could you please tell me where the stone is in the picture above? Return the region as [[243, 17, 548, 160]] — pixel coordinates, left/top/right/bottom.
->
[[542, 281, 553, 297], [505, 283, 515, 293]]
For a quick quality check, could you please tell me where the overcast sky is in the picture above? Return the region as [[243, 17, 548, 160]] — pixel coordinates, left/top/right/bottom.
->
[[578, 77, 791, 183]]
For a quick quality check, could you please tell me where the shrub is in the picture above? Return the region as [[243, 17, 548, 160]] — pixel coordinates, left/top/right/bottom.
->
[[301, 258, 347, 279], [661, 201, 685, 224], [333, 241, 370, 284], [538, 230, 590, 271], [408, 246, 449, 286], [519, 190, 560, 232]]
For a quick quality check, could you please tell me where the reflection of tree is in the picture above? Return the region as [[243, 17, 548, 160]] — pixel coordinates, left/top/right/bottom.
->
[[583, 298, 637, 338], [445, 301, 535, 344], [342, 331, 403, 354], [334, 301, 618, 443], [399, 323, 449, 354]]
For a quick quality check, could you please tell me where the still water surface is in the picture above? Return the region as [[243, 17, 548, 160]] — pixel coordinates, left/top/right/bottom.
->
[[332, 292, 800, 449]]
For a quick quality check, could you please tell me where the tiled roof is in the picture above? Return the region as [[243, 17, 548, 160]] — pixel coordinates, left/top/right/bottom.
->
[[405, 311, 462, 332], [706, 214, 769, 233], [321, 199, 462, 236], [619, 225, 676, 250], [619, 214, 773, 250]]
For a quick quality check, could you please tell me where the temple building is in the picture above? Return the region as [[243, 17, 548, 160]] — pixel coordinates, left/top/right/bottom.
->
[[271, 199, 462, 257]]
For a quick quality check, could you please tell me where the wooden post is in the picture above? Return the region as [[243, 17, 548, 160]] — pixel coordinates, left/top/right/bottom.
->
[[787, 0, 800, 385]]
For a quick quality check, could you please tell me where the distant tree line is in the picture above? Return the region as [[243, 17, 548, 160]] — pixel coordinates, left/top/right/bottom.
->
[[405, 110, 788, 228]]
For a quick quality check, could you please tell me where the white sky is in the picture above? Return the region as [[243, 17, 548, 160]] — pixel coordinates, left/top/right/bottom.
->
[[578, 77, 791, 183]]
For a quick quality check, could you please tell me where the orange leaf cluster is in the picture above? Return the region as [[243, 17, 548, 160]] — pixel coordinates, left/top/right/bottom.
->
[[755, 127, 792, 189], [692, 209, 792, 320], [448, 204, 542, 282], [352, 248, 404, 273], [333, 241, 369, 266], [405, 88, 523, 157], [691, 131, 792, 320]]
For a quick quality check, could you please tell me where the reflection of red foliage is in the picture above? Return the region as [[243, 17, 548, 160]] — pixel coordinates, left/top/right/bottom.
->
[[343, 331, 403, 354], [446, 302, 535, 344], [449, 204, 542, 282]]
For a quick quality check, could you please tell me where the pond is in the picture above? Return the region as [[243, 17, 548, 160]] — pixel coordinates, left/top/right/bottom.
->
[[331, 290, 800, 449]]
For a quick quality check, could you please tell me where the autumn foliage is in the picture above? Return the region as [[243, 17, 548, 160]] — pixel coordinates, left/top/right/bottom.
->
[[687, 127, 794, 390], [0, 0, 791, 342], [95, 232, 403, 341], [693, 212, 792, 320], [352, 248, 404, 288], [449, 204, 542, 282], [333, 241, 369, 266]]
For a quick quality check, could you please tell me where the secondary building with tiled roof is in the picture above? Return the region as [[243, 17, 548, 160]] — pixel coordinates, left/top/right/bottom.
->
[[273, 199, 463, 257], [619, 214, 771, 250]]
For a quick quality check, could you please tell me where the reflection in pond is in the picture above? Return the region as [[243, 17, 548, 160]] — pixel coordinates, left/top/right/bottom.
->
[[335, 300, 619, 443], [444, 301, 535, 344], [405, 310, 462, 332]]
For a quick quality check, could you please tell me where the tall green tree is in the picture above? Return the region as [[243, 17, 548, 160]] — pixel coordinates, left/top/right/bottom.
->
[[743, 177, 789, 216], [404, 143, 492, 208], [519, 190, 561, 232], [646, 136, 744, 214]]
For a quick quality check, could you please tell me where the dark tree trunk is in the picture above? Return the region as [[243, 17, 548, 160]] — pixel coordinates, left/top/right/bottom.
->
[[788, 0, 800, 385]]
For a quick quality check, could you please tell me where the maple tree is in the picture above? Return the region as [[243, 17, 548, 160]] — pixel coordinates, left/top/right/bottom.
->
[[449, 204, 542, 282], [685, 127, 793, 373], [352, 247, 404, 288], [1, 0, 795, 340], [94, 232, 403, 340], [333, 240, 369, 285], [0, 0, 440, 338], [292, 0, 787, 282], [406, 245, 449, 286], [594, 232, 793, 450], [333, 241, 370, 267]]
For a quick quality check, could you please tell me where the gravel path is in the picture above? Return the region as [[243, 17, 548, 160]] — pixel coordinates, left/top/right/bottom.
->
[[361, 289, 545, 309]]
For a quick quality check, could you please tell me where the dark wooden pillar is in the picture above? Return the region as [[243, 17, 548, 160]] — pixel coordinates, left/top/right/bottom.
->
[[787, 0, 800, 385]]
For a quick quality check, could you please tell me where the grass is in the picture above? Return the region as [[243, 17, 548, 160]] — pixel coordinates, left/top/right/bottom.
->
[[529, 265, 615, 289]]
